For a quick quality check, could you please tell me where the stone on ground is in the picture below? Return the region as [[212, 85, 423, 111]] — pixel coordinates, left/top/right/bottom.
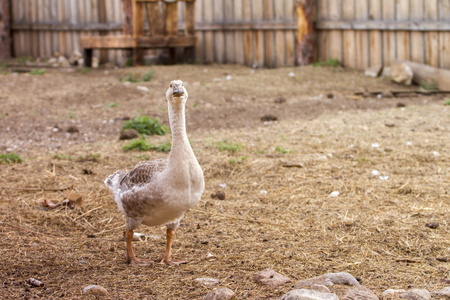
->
[[295, 272, 360, 288], [400, 289, 431, 300], [195, 278, 219, 286], [82, 285, 109, 296], [343, 286, 379, 300], [310, 284, 331, 293], [391, 63, 413, 85], [432, 287, 450, 298], [204, 287, 235, 300], [253, 268, 291, 289], [280, 289, 339, 300], [365, 65, 383, 78], [120, 129, 139, 140]]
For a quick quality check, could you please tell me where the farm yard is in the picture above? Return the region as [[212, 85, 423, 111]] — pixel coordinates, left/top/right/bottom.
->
[[0, 64, 449, 299]]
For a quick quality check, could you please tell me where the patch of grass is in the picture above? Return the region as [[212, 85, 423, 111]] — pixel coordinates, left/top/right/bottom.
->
[[420, 80, 437, 90], [18, 56, 33, 64], [125, 58, 133, 67], [123, 139, 151, 151], [217, 140, 242, 153], [313, 58, 340, 67], [0, 153, 23, 164], [193, 101, 200, 108], [444, 99, 450, 106], [106, 102, 119, 108], [77, 153, 101, 162], [123, 139, 171, 152], [81, 67, 91, 74], [136, 154, 151, 160], [120, 73, 140, 83], [122, 116, 169, 136], [275, 146, 290, 154], [30, 69, 46, 75], [53, 153, 73, 161], [141, 70, 155, 82], [230, 156, 248, 164]]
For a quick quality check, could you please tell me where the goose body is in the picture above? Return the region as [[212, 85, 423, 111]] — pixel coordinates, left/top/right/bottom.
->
[[105, 80, 204, 265]]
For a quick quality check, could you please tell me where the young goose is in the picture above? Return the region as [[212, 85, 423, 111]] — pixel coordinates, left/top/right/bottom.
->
[[105, 80, 204, 265]]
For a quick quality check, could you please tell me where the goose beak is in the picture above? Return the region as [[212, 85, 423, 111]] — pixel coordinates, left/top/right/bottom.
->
[[172, 85, 184, 97]]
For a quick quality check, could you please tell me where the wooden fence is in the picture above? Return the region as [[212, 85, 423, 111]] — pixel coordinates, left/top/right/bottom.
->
[[8, 0, 450, 69], [10, 0, 297, 67], [316, 0, 450, 70]]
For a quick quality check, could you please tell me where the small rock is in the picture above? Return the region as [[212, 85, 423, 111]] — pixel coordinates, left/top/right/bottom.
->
[[64, 191, 83, 206], [225, 75, 232, 80], [66, 125, 79, 133], [383, 289, 406, 298], [58, 56, 70, 67], [82, 285, 109, 296], [26, 278, 44, 287], [261, 114, 278, 122], [425, 222, 439, 229], [391, 63, 413, 85], [295, 272, 360, 288], [397, 102, 406, 108], [137, 86, 149, 92], [382, 67, 391, 77], [204, 287, 235, 300], [382, 91, 394, 98], [289, 72, 295, 77], [274, 97, 286, 104], [120, 129, 139, 140], [385, 123, 395, 127], [400, 289, 431, 300], [328, 191, 339, 198], [311, 284, 331, 293], [372, 170, 381, 177], [365, 65, 383, 78], [327, 93, 334, 99], [371, 143, 380, 148], [280, 289, 339, 300], [195, 278, 219, 286], [254, 268, 291, 289], [432, 287, 450, 298], [343, 286, 379, 300], [211, 191, 225, 200], [48, 57, 57, 64]]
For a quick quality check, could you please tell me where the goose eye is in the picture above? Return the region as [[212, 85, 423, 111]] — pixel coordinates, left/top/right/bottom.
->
[[170, 84, 172, 88]]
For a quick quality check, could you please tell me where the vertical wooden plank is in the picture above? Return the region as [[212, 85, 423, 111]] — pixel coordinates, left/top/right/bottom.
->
[[224, 0, 234, 63], [274, 0, 285, 67], [317, 0, 328, 62], [50, 0, 59, 55], [195, 0, 204, 63], [424, 0, 439, 67], [285, 0, 295, 66], [11, 0, 20, 57], [439, 0, 450, 68], [0, 0, 11, 58], [368, 0, 382, 67], [342, 0, 355, 68], [381, 0, 395, 66], [252, 0, 264, 67], [410, 0, 424, 64], [233, 0, 244, 65], [243, 0, 252, 66], [263, 0, 275, 67], [69, 0, 79, 57], [30, 0, 39, 58], [329, 0, 342, 63], [396, 0, 410, 61], [355, 0, 369, 70], [203, 0, 214, 63], [58, 0, 66, 57], [213, 0, 224, 63]]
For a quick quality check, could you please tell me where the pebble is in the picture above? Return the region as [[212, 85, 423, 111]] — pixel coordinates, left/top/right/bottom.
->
[[400, 289, 431, 300], [195, 278, 220, 286], [253, 268, 291, 289], [432, 287, 450, 298], [120, 129, 139, 140], [210, 191, 226, 200], [328, 191, 339, 198], [289, 72, 295, 77], [204, 287, 235, 300], [137, 86, 149, 92], [383, 289, 406, 298], [371, 170, 380, 177], [82, 285, 109, 296], [280, 289, 338, 300], [295, 272, 360, 288], [343, 286, 379, 300]]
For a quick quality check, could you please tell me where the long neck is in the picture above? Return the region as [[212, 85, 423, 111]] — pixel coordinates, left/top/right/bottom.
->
[[168, 101, 192, 161]]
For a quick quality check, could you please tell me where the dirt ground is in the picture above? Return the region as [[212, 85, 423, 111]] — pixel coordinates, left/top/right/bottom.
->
[[0, 63, 449, 299]]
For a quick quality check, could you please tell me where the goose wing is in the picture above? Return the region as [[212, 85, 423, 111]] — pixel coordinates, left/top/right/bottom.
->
[[119, 158, 168, 190]]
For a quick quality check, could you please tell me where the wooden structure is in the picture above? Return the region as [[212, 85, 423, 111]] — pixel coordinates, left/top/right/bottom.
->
[[0, 0, 11, 58], [80, 0, 196, 66], [315, 0, 450, 70]]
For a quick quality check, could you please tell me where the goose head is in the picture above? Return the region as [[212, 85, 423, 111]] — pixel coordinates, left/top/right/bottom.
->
[[166, 80, 188, 105]]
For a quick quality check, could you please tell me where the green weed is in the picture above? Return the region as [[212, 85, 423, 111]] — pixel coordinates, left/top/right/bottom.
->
[[0, 153, 23, 164], [106, 102, 119, 108], [122, 116, 169, 136], [141, 70, 155, 82], [275, 146, 290, 154], [30, 69, 46, 75], [313, 58, 340, 67], [420, 80, 437, 90], [444, 99, 450, 106], [53, 153, 73, 161], [217, 140, 242, 153], [18, 56, 33, 64], [120, 73, 140, 83], [123, 139, 171, 152], [81, 67, 91, 74]]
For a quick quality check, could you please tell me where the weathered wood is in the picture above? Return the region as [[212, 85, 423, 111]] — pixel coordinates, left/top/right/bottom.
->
[[145, 1, 164, 36], [296, 0, 316, 65], [98, 0, 108, 63], [80, 35, 136, 48], [123, 0, 132, 35], [314, 20, 450, 31], [0, 0, 12, 58], [397, 60, 450, 90]]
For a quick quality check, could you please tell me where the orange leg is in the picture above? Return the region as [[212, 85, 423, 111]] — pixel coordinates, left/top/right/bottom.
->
[[125, 230, 152, 266], [160, 228, 188, 265]]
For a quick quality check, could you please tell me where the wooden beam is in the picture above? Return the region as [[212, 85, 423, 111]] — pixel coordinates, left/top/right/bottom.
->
[[98, 0, 108, 63], [296, 0, 316, 65], [315, 20, 450, 31], [196, 21, 298, 31], [80, 35, 197, 49], [80, 35, 136, 48], [0, 0, 12, 58]]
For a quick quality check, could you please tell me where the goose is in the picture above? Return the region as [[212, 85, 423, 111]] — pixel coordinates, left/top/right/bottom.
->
[[105, 80, 204, 265]]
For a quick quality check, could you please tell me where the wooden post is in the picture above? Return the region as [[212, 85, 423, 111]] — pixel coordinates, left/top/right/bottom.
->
[[98, 0, 108, 64], [296, 0, 316, 65], [122, 0, 132, 35], [0, 0, 11, 58]]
